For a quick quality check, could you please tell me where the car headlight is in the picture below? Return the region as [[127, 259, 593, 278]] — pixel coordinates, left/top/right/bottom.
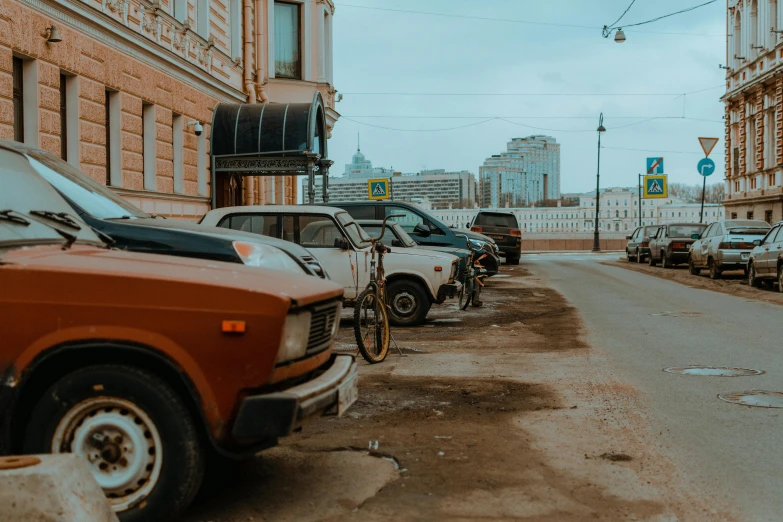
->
[[233, 241, 304, 273], [469, 239, 486, 251], [276, 311, 312, 364], [450, 262, 457, 281]]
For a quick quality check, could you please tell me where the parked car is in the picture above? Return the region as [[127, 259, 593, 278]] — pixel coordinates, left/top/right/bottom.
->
[[357, 219, 472, 281], [0, 139, 328, 279], [469, 211, 522, 265], [201, 206, 461, 326], [747, 221, 783, 290], [323, 201, 500, 276], [647, 223, 708, 268], [0, 144, 356, 522], [689, 219, 771, 279], [625, 225, 660, 262]]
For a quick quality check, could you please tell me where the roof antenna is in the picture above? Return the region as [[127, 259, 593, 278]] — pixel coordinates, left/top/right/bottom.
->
[[357, 130, 361, 152]]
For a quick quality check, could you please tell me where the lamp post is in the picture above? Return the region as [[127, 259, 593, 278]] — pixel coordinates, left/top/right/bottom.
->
[[592, 114, 606, 252]]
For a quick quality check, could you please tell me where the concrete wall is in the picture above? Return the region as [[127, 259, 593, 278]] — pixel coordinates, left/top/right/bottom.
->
[[520, 233, 627, 252]]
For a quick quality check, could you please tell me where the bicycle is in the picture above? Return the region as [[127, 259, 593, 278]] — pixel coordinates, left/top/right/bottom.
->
[[353, 214, 404, 363], [457, 235, 488, 310]]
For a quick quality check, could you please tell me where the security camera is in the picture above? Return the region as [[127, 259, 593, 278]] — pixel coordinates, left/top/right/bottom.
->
[[188, 120, 203, 137]]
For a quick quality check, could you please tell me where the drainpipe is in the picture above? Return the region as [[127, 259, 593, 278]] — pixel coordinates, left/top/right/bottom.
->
[[255, 0, 269, 103], [243, 0, 256, 104]]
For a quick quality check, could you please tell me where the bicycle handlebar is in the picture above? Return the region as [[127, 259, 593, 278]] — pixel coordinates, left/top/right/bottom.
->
[[371, 214, 406, 244]]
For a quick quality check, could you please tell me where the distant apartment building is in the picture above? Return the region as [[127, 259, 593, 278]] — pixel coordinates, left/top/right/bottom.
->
[[723, 0, 783, 224], [307, 146, 477, 207], [1, 0, 338, 219], [479, 135, 561, 208], [429, 187, 724, 233]]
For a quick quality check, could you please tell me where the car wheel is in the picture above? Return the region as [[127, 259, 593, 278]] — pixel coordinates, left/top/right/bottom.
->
[[709, 259, 722, 280], [23, 365, 204, 522], [688, 256, 701, 275], [749, 262, 761, 288], [507, 255, 520, 266], [648, 252, 657, 267], [636, 249, 643, 264], [626, 249, 634, 262], [778, 265, 783, 293], [662, 251, 671, 269], [387, 279, 431, 326]]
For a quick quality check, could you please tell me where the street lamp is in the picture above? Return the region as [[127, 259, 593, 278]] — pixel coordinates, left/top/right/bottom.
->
[[593, 114, 606, 252]]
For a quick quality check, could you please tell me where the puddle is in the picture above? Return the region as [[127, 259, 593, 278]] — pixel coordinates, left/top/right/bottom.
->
[[431, 318, 462, 324], [664, 366, 765, 377], [719, 391, 783, 408]]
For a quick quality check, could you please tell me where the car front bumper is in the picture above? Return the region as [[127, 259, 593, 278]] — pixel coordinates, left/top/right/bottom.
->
[[232, 354, 358, 441], [437, 282, 463, 302]]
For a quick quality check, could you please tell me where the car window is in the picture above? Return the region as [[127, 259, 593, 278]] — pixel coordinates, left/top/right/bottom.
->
[[218, 214, 277, 237], [282, 215, 295, 242], [711, 224, 723, 237], [475, 213, 518, 228], [342, 206, 376, 220], [385, 206, 445, 235], [299, 215, 344, 248], [771, 226, 783, 243], [762, 226, 779, 244], [644, 226, 658, 238], [669, 225, 707, 237]]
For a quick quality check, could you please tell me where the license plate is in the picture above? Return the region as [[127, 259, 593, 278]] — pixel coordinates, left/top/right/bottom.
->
[[337, 372, 359, 416], [741, 253, 749, 260]]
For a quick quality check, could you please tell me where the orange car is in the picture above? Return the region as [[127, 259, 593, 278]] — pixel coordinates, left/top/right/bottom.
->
[[0, 143, 357, 522]]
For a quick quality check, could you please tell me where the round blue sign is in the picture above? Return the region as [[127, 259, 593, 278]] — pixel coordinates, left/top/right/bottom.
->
[[698, 158, 716, 177]]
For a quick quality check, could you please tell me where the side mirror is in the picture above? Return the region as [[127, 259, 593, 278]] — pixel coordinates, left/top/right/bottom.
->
[[691, 234, 701, 240], [625, 235, 632, 240], [334, 237, 350, 250], [413, 223, 431, 237], [392, 239, 403, 247], [753, 239, 762, 246]]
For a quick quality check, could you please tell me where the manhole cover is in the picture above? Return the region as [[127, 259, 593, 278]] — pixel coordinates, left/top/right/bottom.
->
[[719, 391, 783, 408], [664, 366, 765, 377]]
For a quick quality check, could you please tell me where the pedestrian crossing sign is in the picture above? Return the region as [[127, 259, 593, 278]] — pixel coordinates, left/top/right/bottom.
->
[[368, 179, 390, 200], [644, 175, 668, 199]]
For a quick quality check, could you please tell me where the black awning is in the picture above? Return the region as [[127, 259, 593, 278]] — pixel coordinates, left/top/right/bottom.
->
[[211, 91, 328, 166]]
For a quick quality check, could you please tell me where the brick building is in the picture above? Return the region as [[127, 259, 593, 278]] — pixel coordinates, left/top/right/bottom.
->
[[724, 0, 783, 224], [0, 0, 338, 219]]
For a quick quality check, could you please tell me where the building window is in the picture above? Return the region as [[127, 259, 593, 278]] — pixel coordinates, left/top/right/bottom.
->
[[105, 92, 111, 185], [275, 2, 301, 79], [735, 181, 741, 192], [59, 74, 67, 160], [766, 210, 773, 224], [142, 103, 156, 191], [172, 0, 187, 22], [106, 90, 121, 186], [751, 177, 758, 190], [732, 212, 738, 219], [769, 173, 776, 187], [230, 0, 242, 61], [748, 211, 755, 220], [197, 1, 210, 37], [172, 113, 184, 193], [12, 57, 23, 142]]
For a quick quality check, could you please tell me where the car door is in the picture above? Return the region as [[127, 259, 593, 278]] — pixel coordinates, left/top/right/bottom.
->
[[692, 223, 710, 266], [699, 223, 715, 265], [759, 225, 782, 275], [628, 227, 640, 253], [773, 226, 783, 276], [650, 227, 662, 260], [289, 214, 361, 298]]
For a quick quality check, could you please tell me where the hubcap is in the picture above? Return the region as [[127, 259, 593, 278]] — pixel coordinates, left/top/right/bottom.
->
[[392, 291, 417, 316], [52, 397, 162, 512]]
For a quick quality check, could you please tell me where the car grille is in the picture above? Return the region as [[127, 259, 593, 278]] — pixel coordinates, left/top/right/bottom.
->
[[306, 302, 341, 356]]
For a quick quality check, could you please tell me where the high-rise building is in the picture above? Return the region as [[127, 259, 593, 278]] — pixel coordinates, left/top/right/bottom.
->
[[479, 136, 561, 208]]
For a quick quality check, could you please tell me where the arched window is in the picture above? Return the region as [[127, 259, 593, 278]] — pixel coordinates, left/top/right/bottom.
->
[[624, 210, 628, 218], [615, 210, 620, 218]]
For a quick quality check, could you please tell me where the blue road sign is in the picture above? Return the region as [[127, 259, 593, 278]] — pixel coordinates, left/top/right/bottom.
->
[[698, 158, 716, 177], [646, 157, 664, 174]]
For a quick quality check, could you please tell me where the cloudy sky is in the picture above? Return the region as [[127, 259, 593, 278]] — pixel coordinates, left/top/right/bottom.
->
[[327, 0, 726, 194]]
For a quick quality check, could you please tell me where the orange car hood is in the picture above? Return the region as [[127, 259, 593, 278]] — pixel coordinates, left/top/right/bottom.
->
[[1, 245, 343, 307]]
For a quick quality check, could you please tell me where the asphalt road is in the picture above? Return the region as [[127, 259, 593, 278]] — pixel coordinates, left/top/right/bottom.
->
[[527, 253, 783, 521]]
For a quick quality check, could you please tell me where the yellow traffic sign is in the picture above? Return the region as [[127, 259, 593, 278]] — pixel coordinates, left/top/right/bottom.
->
[[698, 137, 719, 158], [368, 179, 390, 200], [644, 175, 668, 199]]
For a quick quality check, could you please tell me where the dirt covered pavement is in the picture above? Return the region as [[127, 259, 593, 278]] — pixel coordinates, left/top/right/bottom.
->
[[606, 257, 783, 307], [181, 265, 729, 522]]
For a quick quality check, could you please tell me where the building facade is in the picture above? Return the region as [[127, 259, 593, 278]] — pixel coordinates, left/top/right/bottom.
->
[[0, 0, 337, 219], [723, 0, 783, 225], [430, 187, 724, 233], [343, 143, 394, 178], [478, 135, 561, 208]]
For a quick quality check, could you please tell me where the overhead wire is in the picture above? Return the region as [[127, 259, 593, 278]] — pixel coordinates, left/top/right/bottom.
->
[[340, 85, 726, 97]]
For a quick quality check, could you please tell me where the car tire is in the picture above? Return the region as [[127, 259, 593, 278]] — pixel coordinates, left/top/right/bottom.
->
[[778, 265, 783, 293], [626, 249, 634, 262], [749, 262, 761, 288], [662, 251, 671, 269], [708, 259, 722, 280], [507, 255, 520, 266], [648, 252, 657, 267], [688, 257, 701, 275], [23, 364, 204, 522], [387, 279, 431, 326], [636, 249, 643, 264]]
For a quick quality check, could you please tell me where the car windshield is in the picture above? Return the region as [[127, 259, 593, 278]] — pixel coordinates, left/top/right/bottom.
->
[[668, 225, 707, 237], [24, 149, 148, 220], [336, 212, 372, 248], [475, 213, 518, 228], [363, 224, 417, 248]]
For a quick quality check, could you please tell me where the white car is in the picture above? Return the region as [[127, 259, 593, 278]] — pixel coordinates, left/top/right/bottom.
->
[[200, 206, 461, 326]]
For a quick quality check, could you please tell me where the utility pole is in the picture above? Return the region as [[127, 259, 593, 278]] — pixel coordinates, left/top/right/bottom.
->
[[592, 114, 606, 252], [638, 173, 642, 227]]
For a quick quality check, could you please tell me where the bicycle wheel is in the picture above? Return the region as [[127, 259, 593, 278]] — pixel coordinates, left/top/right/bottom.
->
[[459, 277, 474, 310], [353, 288, 391, 364]]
